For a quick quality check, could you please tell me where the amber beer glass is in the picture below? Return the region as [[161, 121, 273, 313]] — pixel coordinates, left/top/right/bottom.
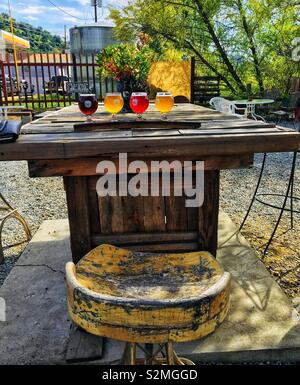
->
[[155, 92, 174, 119], [78, 94, 98, 122], [104, 92, 124, 120]]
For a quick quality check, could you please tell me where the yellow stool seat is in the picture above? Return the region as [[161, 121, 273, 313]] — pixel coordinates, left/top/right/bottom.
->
[[66, 244, 231, 344]]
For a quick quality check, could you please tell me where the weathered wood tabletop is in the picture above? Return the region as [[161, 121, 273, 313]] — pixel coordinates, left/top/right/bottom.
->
[[1, 103, 298, 161], [1, 103, 299, 262]]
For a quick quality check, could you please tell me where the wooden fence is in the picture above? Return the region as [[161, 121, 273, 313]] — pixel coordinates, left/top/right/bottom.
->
[[0, 52, 115, 109], [190, 57, 221, 104]]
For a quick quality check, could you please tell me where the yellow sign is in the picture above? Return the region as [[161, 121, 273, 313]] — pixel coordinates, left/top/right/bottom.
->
[[1, 30, 30, 49]]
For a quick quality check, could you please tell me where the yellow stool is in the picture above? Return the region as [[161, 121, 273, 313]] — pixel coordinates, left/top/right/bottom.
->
[[66, 244, 231, 365]]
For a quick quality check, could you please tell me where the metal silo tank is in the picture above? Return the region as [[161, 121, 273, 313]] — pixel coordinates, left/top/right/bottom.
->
[[70, 23, 118, 97]]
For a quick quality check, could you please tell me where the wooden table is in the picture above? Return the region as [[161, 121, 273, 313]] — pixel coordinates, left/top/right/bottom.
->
[[1, 103, 299, 263]]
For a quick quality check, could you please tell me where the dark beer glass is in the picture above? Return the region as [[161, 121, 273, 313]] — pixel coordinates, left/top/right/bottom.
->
[[78, 94, 98, 121]]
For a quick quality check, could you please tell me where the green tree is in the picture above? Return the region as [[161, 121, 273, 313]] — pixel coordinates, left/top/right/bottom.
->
[[110, 0, 300, 96]]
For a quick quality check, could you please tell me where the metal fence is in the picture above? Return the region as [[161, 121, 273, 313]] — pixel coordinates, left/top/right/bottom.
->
[[0, 52, 115, 109], [0, 54, 225, 109]]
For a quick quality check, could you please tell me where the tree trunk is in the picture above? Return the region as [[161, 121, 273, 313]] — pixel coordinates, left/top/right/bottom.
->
[[236, 0, 264, 95], [184, 40, 237, 94], [194, 0, 247, 93]]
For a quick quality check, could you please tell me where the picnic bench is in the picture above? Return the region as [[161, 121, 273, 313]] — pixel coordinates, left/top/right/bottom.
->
[[0, 103, 299, 263]]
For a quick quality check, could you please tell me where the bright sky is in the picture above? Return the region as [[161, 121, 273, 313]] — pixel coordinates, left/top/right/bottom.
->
[[0, 0, 128, 37]]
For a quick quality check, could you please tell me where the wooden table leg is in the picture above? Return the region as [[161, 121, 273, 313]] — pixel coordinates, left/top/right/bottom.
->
[[64, 176, 92, 263], [198, 170, 220, 257]]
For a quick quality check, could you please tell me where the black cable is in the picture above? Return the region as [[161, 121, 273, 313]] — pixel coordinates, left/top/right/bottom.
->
[[46, 0, 93, 21]]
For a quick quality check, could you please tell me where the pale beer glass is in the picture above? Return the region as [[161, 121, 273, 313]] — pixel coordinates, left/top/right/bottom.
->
[[155, 92, 174, 119]]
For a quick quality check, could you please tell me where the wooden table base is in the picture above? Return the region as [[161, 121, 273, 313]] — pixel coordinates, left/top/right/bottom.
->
[[63, 170, 219, 263]]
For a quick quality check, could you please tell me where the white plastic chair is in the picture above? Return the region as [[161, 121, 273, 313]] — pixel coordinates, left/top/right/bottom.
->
[[210, 97, 247, 118]]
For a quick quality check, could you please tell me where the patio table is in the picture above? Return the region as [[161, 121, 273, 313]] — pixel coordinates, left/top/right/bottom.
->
[[233, 99, 274, 122], [0, 103, 299, 263]]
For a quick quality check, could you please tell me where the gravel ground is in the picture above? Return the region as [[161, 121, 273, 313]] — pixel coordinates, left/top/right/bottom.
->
[[0, 163, 67, 285], [220, 150, 300, 299], [0, 125, 299, 299]]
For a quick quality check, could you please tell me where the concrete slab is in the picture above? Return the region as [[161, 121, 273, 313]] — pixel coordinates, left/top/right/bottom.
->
[[0, 214, 299, 364]]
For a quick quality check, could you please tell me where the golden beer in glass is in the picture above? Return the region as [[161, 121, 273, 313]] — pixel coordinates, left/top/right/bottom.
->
[[155, 92, 174, 118], [104, 92, 124, 119]]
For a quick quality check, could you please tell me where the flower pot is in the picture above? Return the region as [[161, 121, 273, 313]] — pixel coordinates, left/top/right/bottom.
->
[[117, 80, 133, 113]]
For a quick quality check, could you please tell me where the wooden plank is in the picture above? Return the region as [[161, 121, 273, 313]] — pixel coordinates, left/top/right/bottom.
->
[[1, 131, 298, 161], [202, 120, 276, 128], [190, 57, 195, 104], [165, 194, 188, 231], [66, 325, 104, 363], [91, 241, 199, 252], [91, 231, 197, 245], [179, 128, 279, 135], [98, 194, 146, 234], [110, 196, 125, 233], [20, 122, 298, 140], [186, 173, 198, 231], [64, 176, 91, 263], [122, 194, 145, 232], [20, 130, 133, 142], [88, 188, 100, 234], [0, 138, 65, 161], [20, 121, 283, 135], [187, 206, 198, 231], [29, 120, 274, 134], [60, 132, 299, 160], [198, 171, 220, 257], [22, 124, 75, 134], [22, 127, 133, 138], [98, 195, 112, 234], [74, 119, 202, 132], [132, 129, 180, 137], [28, 154, 253, 177], [143, 196, 166, 232]]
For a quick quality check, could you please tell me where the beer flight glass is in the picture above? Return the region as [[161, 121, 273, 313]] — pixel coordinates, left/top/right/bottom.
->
[[79, 91, 174, 122], [104, 92, 124, 120], [78, 94, 98, 122], [155, 92, 174, 119], [129, 92, 150, 120]]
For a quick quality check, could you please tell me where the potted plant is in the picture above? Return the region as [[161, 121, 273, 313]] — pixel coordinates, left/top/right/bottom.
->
[[96, 43, 153, 112]]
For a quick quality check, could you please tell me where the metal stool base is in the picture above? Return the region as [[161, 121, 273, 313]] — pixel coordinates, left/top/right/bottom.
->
[[120, 342, 195, 365], [240, 150, 298, 255], [255, 193, 300, 214]]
